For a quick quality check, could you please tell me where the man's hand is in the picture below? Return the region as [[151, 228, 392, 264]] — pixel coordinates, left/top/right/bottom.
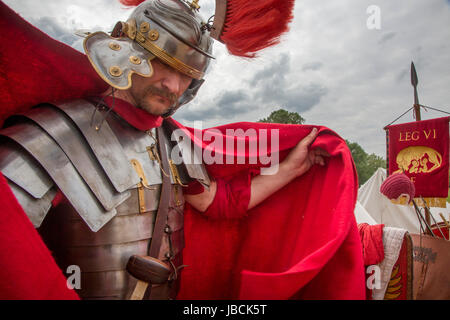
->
[[247, 128, 329, 210], [281, 127, 330, 179]]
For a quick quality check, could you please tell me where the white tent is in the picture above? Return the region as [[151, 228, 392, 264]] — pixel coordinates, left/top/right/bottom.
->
[[354, 201, 377, 225], [357, 168, 450, 234]]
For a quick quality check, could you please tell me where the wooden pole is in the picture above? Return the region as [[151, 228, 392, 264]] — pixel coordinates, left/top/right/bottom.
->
[[385, 130, 389, 177], [411, 61, 431, 228], [414, 103, 421, 121]]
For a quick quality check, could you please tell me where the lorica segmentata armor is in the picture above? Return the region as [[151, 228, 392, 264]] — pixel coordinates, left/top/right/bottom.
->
[[0, 99, 210, 299]]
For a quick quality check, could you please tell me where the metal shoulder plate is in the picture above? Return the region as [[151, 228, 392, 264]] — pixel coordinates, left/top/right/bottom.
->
[[0, 101, 135, 231], [0, 139, 55, 228], [0, 99, 210, 231], [162, 120, 211, 189]]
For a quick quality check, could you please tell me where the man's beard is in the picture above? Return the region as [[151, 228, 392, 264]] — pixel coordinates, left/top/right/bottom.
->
[[134, 85, 179, 116]]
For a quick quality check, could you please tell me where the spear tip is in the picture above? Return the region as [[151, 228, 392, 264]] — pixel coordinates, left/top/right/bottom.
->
[[411, 61, 418, 87]]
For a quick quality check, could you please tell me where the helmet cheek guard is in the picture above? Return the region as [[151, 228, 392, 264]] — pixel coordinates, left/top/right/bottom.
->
[[84, 31, 156, 90], [83, 0, 214, 112]]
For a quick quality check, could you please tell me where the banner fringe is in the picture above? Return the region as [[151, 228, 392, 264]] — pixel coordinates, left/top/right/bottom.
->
[[391, 196, 448, 208]]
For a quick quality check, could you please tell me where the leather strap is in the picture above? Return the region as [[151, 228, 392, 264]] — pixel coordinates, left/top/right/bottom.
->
[[144, 123, 174, 299], [149, 124, 172, 259]]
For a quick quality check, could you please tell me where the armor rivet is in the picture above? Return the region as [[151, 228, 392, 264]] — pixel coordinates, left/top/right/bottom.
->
[[109, 66, 123, 77], [140, 22, 150, 33], [127, 19, 137, 40], [148, 29, 159, 41], [108, 42, 121, 51], [129, 56, 141, 65]]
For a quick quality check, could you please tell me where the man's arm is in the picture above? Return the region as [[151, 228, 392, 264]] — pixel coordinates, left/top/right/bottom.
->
[[185, 128, 329, 213]]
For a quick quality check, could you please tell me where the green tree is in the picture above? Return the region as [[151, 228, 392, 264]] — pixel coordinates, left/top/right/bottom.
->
[[346, 140, 386, 186], [259, 109, 305, 124]]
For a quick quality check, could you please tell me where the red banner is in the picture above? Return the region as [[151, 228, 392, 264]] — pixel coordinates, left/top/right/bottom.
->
[[386, 117, 449, 204]]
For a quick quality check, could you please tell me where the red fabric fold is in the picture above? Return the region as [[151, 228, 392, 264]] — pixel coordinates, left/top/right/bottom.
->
[[0, 2, 107, 127], [358, 223, 385, 266], [182, 180, 205, 195], [357, 223, 384, 300], [167, 119, 366, 299], [0, 173, 79, 300]]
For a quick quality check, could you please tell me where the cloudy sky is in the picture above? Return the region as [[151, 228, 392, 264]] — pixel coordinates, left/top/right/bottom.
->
[[4, 0, 450, 157]]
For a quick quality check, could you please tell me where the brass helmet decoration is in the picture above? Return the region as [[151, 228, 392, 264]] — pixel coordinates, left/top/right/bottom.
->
[[84, 0, 295, 115], [84, 0, 213, 114]]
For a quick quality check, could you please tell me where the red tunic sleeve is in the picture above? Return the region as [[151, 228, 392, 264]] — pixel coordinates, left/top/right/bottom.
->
[[201, 169, 259, 220]]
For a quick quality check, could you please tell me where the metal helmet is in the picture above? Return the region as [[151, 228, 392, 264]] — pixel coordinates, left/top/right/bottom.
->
[[84, 0, 214, 115]]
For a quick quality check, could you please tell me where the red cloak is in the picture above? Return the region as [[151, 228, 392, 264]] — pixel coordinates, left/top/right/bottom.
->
[[0, 1, 365, 300]]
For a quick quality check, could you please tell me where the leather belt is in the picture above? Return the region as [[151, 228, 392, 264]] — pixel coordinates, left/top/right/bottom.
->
[[148, 124, 172, 259], [128, 122, 182, 300], [144, 123, 175, 299]]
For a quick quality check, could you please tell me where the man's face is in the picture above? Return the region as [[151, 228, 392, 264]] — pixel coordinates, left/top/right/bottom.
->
[[128, 59, 193, 116]]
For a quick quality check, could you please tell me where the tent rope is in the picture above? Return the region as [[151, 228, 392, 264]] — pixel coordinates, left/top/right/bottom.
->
[[384, 104, 450, 129], [383, 107, 414, 129], [419, 104, 450, 116]]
